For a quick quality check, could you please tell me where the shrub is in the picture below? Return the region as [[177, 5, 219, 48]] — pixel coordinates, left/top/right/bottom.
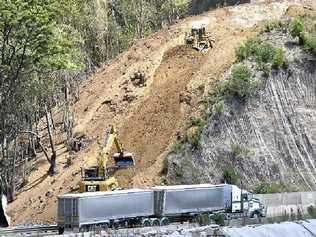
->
[[223, 166, 240, 185], [272, 48, 286, 68], [255, 42, 276, 63], [229, 65, 253, 98], [235, 38, 262, 62], [230, 143, 243, 157], [235, 38, 286, 70], [253, 181, 285, 194], [213, 100, 225, 115], [190, 116, 204, 127], [187, 127, 203, 150], [290, 18, 305, 44], [210, 213, 225, 226], [302, 32, 316, 52]]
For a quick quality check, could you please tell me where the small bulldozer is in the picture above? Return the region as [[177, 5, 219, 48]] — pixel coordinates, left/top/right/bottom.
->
[[79, 125, 135, 192], [185, 21, 215, 52]]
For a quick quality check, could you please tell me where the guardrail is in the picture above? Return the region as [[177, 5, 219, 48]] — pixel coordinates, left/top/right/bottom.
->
[[0, 225, 58, 236]]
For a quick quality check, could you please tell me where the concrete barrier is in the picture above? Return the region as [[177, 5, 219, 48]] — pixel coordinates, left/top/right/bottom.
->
[[254, 192, 316, 217]]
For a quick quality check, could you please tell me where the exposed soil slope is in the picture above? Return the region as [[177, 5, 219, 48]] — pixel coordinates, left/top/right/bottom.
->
[[7, 0, 309, 225]]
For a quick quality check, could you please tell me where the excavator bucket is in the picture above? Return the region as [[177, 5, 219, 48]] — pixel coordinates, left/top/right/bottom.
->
[[0, 195, 10, 227], [113, 152, 135, 168]]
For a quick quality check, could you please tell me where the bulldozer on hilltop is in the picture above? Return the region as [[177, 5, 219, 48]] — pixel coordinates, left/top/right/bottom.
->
[[185, 19, 215, 52], [79, 125, 135, 192]]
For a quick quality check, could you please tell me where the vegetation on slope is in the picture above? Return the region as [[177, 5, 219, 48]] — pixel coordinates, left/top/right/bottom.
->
[[166, 13, 316, 190], [0, 0, 189, 201]]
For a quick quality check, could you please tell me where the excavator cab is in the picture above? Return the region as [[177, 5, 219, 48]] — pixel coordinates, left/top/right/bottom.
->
[[79, 125, 135, 193]]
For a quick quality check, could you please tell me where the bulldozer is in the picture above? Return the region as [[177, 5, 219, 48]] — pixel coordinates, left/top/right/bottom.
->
[[79, 125, 135, 192], [185, 21, 215, 52]]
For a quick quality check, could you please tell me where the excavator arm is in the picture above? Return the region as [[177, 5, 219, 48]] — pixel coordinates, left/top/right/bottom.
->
[[98, 125, 135, 177]]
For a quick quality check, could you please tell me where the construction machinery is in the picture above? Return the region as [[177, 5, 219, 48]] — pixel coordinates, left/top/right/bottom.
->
[[79, 126, 135, 193], [185, 20, 215, 52]]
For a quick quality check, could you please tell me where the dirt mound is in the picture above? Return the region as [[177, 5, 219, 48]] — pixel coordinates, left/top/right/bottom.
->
[[117, 45, 205, 186]]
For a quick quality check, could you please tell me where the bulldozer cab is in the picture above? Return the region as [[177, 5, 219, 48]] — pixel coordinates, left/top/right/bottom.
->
[[191, 27, 205, 39]]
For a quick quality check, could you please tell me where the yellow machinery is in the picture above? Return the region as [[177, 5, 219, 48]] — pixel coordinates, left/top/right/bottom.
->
[[79, 126, 135, 192], [185, 21, 215, 52]]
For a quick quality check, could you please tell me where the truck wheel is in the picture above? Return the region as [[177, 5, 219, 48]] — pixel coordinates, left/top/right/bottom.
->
[[251, 211, 259, 219], [58, 227, 64, 235], [160, 217, 169, 226]]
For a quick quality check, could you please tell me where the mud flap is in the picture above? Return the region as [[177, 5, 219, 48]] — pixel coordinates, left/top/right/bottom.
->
[[0, 195, 10, 227]]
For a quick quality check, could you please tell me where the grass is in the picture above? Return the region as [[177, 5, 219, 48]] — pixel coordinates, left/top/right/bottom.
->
[[264, 20, 284, 32]]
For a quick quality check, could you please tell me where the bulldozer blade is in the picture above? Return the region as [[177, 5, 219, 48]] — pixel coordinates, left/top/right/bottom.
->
[[113, 153, 135, 168], [0, 195, 10, 227]]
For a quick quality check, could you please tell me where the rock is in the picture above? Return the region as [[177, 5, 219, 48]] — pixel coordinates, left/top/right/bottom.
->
[[179, 92, 192, 105], [123, 94, 137, 103], [101, 99, 112, 105], [45, 190, 53, 198]]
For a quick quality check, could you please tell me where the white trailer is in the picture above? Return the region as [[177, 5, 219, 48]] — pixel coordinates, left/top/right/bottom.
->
[[57, 189, 154, 232]]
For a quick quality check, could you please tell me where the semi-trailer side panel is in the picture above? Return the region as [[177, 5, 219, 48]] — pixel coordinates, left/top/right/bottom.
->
[[58, 189, 154, 228], [152, 184, 232, 216]]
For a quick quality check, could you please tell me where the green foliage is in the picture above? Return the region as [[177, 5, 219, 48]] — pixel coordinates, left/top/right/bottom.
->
[[210, 213, 225, 226], [187, 127, 203, 150], [301, 32, 316, 52], [235, 38, 287, 70], [272, 48, 287, 68], [253, 181, 286, 194], [230, 143, 250, 159], [190, 116, 204, 127], [219, 65, 256, 99], [290, 18, 305, 43], [223, 166, 240, 185], [255, 42, 276, 63], [213, 100, 225, 115], [235, 39, 262, 62]]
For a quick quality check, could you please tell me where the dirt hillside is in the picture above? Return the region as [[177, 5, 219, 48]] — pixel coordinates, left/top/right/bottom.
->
[[7, 0, 312, 225]]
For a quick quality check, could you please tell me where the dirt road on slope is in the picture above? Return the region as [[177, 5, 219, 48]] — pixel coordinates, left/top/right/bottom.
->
[[7, 1, 300, 224]]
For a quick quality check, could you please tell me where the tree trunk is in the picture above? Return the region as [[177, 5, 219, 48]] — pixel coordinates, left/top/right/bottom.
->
[[45, 104, 57, 176]]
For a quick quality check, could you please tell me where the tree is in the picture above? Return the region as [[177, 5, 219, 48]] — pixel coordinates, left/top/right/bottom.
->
[[0, 0, 82, 180]]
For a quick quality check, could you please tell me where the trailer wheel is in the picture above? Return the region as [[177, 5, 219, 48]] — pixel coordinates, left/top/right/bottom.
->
[[152, 219, 160, 226], [142, 219, 151, 227], [160, 217, 169, 226], [101, 222, 109, 230]]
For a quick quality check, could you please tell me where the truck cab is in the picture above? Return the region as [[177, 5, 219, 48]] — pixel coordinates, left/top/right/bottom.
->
[[242, 191, 266, 218]]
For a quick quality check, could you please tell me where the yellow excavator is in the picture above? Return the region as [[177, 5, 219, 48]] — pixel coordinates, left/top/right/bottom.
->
[[79, 125, 135, 192]]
